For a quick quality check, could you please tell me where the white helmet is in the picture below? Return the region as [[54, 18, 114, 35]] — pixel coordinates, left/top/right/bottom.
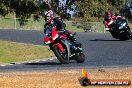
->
[[44, 0, 50, 4]]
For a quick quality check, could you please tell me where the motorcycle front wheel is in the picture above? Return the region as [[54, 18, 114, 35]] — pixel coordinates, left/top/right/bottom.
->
[[52, 45, 69, 64]]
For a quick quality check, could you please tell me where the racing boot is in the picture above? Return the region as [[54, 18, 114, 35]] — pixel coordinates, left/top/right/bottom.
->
[[69, 33, 82, 52], [63, 30, 82, 52], [69, 33, 82, 47]]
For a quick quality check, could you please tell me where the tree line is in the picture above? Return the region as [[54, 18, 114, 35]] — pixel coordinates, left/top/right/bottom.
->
[[75, 0, 125, 22], [0, 0, 131, 22], [0, 0, 76, 19]]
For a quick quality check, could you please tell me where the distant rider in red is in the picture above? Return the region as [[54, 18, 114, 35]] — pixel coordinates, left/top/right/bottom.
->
[[103, 9, 116, 31], [103, 9, 124, 31]]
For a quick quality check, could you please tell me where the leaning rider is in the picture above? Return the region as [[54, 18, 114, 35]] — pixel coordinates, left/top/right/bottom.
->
[[43, 1, 82, 49], [103, 9, 116, 31]]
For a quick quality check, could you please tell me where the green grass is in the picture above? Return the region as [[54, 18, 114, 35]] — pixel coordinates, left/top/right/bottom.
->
[[0, 15, 105, 33], [0, 40, 54, 63], [0, 17, 45, 30], [88, 22, 105, 33], [65, 21, 84, 32], [0, 17, 84, 32], [0, 18, 15, 29]]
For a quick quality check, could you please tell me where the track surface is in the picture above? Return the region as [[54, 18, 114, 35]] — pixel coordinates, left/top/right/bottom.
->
[[0, 29, 132, 71]]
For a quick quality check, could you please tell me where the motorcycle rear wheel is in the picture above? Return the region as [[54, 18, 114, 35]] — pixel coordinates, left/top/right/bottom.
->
[[119, 37, 129, 41], [127, 30, 132, 40], [76, 53, 85, 63]]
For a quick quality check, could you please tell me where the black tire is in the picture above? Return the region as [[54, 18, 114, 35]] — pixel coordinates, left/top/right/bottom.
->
[[119, 31, 130, 41], [76, 53, 85, 63], [119, 37, 129, 41], [110, 30, 120, 39], [52, 46, 69, 64], [127, 30, 132, 40]]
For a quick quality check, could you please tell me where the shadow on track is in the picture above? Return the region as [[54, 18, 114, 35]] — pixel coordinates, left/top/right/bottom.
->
[[24, 62, 62, 65], [90, 39, 129, 41], [24, 60, 78, 66]]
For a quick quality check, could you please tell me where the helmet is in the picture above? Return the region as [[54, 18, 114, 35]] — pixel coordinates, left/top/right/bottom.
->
[[107, 11, 112, 20], [44, 0, 49, 4]]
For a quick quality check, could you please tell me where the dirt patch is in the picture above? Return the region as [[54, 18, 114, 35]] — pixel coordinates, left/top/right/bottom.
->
[[0, 68, 132, 88]]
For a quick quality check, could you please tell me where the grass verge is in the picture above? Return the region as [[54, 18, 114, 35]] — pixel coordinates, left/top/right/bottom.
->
[[0, 40, 54, 63], [0, 17, 84, 32]]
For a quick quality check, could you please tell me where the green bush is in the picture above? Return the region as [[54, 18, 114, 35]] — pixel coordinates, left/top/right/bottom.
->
[[72, 21, 105, 33]]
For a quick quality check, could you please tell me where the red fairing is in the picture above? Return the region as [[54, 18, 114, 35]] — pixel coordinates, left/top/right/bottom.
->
[[54, 43, 64, 53], [104, 16, 116, 28], [51, 27, 58, 41], [44, 25, 64, 53], [44, 36, 50, 42]]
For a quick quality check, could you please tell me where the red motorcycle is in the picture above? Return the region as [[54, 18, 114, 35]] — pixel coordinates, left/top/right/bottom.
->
[[43, 24, 85, 64]]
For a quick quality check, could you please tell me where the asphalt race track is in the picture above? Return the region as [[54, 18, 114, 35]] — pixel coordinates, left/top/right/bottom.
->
[[0, 29, 132, 71]]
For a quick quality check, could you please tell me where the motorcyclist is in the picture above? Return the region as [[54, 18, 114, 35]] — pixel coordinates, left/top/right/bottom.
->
[[103, 10, 116, 31], [104, 13, 126, 30], [43, 1, 81, 51], [103, 9, 126, 30]]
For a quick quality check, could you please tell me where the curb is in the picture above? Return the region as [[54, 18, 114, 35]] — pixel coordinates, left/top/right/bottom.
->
[[0, 57, 55, 67]]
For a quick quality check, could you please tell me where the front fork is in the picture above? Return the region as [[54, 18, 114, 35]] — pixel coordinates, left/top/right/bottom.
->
[[49, 42, 64, 53]]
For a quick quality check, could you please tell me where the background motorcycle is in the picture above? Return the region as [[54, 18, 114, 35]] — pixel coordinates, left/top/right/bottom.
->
[[43, 24, 85, 64], [108, 17, 132, 40]]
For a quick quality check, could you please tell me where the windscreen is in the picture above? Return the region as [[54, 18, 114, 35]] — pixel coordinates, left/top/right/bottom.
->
[[44, 25, 52, 36]]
